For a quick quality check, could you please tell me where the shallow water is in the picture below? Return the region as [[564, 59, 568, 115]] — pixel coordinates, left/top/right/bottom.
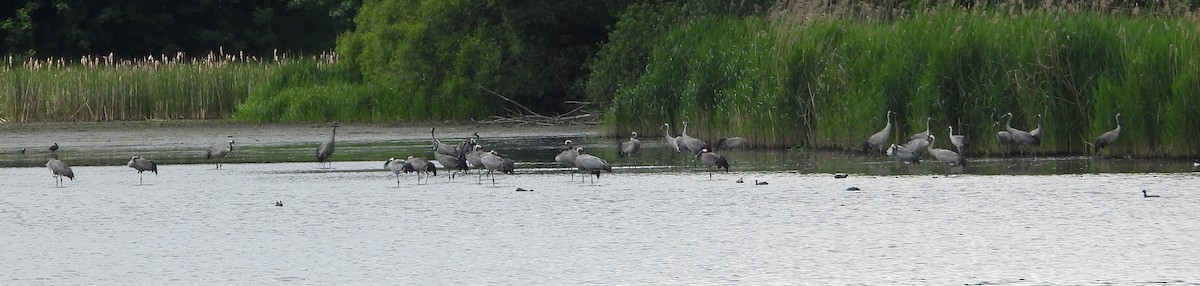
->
[[2, 160, 1199, 284], [3, 123, 1199, 284]]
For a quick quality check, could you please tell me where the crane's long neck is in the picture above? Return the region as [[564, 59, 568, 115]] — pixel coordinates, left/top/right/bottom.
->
[[1005, 115, 1014, 129], [924, 117, 931, 133], [884, 112, 893, 129], [682, 122, 689, 137], [663, 124, 674, 138], [228, 142, 235, 151], [1114, 115, 1122, 131], [331, 127, 338, 142]]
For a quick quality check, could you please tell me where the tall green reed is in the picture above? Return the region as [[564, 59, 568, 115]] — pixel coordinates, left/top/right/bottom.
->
[[602, 3, 1200, 157], [0, 50, 329, 122]]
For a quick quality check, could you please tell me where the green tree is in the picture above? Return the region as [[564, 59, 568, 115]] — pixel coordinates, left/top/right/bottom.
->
[[1, 0, 357, 58], [337, 0, 629, 119]]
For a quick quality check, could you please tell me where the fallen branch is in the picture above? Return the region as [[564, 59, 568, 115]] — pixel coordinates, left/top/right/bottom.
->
[[476, 85, 599, 126]]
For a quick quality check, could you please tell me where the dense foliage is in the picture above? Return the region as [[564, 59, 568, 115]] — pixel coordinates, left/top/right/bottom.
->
[[332, 0, 634, 119], [1, 0, 357, 58], [603, 2, 1200, 157]]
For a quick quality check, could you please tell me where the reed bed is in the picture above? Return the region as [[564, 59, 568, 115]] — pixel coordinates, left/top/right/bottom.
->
[[0, 50, 334, 122], [603, 1, 1200, 157]]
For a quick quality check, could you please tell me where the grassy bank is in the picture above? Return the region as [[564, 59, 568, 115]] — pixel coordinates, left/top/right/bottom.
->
[[0, 52, 319, 122], [603, 5, 1200, 157]]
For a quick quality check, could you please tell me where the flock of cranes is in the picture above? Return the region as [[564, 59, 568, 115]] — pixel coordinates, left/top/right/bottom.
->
[[26, 111, 1148, 187], [865, 110, 1125, 167], [34, 121, 746, 188]]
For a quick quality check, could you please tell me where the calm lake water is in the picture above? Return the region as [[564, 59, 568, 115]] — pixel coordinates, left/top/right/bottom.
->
[[2, 131, 1199, 284]]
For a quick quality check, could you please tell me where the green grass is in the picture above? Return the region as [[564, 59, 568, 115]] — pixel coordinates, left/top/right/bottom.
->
[[601, 5, 1200, 157], [0, 52, 315, 122]]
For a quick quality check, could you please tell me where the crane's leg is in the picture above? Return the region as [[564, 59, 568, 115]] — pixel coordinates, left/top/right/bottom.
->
[[139, 172, 144, 185]]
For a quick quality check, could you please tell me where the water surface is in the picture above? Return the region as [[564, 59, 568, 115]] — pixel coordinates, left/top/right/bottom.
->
[[2, 160, 1198, 284], [3, 123, 1199, 284]]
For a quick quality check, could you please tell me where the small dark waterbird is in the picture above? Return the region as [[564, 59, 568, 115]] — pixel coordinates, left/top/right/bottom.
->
[[126, 156, 158, 185], [1142, 190, 1159, 198], [276, 201, 283, 207], [49, 143, 59, 152]]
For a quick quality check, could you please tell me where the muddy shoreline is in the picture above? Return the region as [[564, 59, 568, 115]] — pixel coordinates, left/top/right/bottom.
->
[[0, 120, 599, 152]]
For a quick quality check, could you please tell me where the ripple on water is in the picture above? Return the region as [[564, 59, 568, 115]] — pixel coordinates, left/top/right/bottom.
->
[[0, 162, 1198, 284]]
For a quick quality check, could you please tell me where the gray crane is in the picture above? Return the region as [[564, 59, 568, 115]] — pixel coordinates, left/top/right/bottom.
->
[[554, 140, 581, 181], [903, 134, 931, 157], [680, 122, 709, 155], [46, 157, 74, 187], [466, 144, 485, 171], [573, 148, 612, 185], [500, 157, 516, 174], [479, 150, 511, 186], [662, 123, 684, 153], [316, 122, 339, 169], [993, 121, 1013, 145], [1029, 114, 1044, 145], [1002, 113, 1038, 149], [206, 140, 235, 169], [620, 132, 641, 157], [384, 157, 407, 187], [430, 127, 461, 157], [1092, 113, 1122, 155], [909, 117, 932, 140], [715, 137, 747, 152], [695, 148, 730, 179], [948, 126, 970, 154], [862, 110, 895, 153], [433, 151, 467, 181], [126, 156, 158, 185], [404, 156, 437, 184], [926, 135, 965, 166], [887, 144, 920, 165]]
